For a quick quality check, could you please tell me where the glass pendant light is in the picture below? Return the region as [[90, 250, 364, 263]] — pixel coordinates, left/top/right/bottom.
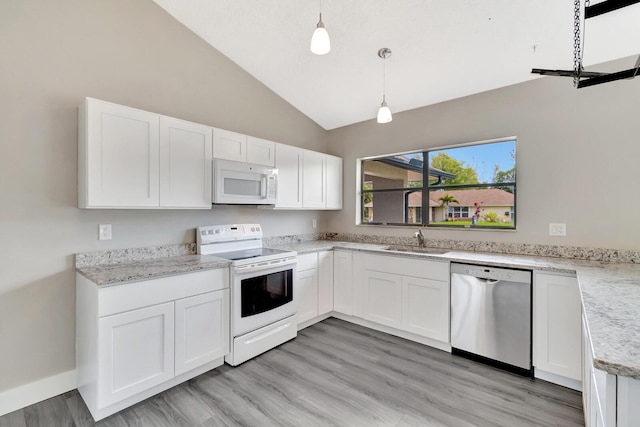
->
[[377, 48, 393, 123], [310, 2, 330, 55]]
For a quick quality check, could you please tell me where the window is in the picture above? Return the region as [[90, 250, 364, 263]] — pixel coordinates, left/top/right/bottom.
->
[[360, 138, 516, 229]]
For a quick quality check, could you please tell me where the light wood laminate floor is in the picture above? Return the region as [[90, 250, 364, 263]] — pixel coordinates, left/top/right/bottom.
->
[[0, 318, 584, 426]]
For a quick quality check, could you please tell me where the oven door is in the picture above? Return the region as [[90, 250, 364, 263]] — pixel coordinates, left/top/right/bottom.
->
[[213, 159, 277, 204], [232, 262, 297, 337]]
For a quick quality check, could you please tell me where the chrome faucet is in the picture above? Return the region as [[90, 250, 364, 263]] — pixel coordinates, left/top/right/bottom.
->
[[414, 228, 425, 248]]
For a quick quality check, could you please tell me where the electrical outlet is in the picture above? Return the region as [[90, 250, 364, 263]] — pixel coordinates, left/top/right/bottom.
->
[[548, 223, 567, 236], [99, 224, 112, 240], [312, 219, 317, 229]]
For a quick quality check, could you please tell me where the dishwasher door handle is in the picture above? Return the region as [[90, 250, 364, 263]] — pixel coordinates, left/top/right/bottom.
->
[[477, 278, 499, 285]]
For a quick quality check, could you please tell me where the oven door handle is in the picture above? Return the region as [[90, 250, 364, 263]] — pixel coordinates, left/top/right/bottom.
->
[[233, 257, 297, 275]]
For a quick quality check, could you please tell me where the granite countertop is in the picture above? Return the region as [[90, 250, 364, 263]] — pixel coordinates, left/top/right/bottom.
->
[[273, 240, 640, 381], [76, 254, 230, 286]]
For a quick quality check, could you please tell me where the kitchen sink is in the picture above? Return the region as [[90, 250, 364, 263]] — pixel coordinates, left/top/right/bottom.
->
[[383, 245, 449, 255]]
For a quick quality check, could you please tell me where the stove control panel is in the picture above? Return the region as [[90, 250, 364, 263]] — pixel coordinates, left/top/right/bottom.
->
[[197, 224, 263, 254]]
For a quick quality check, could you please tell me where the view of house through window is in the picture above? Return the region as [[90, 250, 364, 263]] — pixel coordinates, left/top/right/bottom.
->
[[360, 139, 516, 229]]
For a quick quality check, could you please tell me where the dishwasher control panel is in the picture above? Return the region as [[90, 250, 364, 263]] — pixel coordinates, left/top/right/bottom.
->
[[450, 263, 532, 284]]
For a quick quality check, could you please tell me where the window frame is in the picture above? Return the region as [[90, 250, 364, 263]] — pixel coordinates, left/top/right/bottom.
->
[[358, 137, 517, 230]]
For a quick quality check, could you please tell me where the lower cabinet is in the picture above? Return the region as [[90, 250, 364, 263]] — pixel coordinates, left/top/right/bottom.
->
[[533, 272, 582, 387], [97, 303, 175, 408], [333, 250, 353, 315], [402, 276, 449, 343], [356, 253, 450, 344], [296, 251, 334, 327], [77, 269, 229, 421]]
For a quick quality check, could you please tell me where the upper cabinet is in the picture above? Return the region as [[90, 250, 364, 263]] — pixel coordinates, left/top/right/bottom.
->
[[213, 129, 275, 167], [78, 97, 340, 210], [302, 149, 326, 208], [274, 143, 303, 208], [212, 128, 246, 163], [247, 136, 276, 167], [159, 116, 212, 208], [79, 98, 212, 209], [274, 144, 342, 210], [79, 98, 160, 208]]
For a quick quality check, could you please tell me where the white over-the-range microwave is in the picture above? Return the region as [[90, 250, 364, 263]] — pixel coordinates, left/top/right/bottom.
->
[[213, 159, 277, 205]]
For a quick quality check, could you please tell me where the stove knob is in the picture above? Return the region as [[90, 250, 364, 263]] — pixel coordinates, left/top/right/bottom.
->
[[256, 226, 261, 232], [251, 227, 256, 232], [200, 230, 206, 236], [208, 230, 214, 235]]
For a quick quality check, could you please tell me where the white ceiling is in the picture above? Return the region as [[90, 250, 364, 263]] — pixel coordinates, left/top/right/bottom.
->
[[152, 1, 640, 130]]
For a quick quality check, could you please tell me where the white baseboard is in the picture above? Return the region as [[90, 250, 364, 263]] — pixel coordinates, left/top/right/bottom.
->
[[0, 370, 77, 417]]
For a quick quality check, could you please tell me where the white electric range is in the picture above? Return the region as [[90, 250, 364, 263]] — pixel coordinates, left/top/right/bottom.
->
[[197, 224, 298, 366]]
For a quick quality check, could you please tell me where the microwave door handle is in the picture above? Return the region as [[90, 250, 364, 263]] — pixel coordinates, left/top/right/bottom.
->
[[261, 176, 267, 199]]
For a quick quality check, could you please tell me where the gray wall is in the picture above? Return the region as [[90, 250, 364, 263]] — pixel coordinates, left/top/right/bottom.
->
[[327, 62, 640, 251], [0, 0, 326, 392]]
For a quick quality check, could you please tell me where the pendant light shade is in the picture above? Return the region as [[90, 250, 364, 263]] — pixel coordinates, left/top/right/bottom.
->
[[376, 48, 393, 124], [377, 97, 393, 123], [310, 13, 330, 55]]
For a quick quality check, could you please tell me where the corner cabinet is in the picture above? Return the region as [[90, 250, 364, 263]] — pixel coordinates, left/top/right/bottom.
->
[[78, 98, 213, 209], [76, 268, 229, 421], [273, 144, 342, 210]]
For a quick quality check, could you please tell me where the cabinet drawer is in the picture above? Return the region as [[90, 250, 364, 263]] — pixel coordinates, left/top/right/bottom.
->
[[297, 253, 318, 271], [99, 268, 229, 317]]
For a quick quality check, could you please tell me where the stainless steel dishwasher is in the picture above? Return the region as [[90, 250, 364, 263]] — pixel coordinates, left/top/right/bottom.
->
[[450, 263, 532, 376]]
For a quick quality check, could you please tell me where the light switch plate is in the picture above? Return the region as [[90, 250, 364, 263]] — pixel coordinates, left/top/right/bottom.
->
[[549, 223, 567, 236], [99, 224, 112, 240], [312, 219, 317, 229]]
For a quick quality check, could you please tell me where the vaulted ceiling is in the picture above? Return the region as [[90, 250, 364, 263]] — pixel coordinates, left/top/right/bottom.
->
[[152, 1, 640, 130]]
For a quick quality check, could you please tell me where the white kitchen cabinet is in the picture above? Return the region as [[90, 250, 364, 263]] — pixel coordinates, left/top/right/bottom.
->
[[325, 154, 343, 210], [353, 253, 450, 344], [212, 128, 247, 163], [174, 290, 229, 376], [159, 116, 212, 208], [302, 149, 326, 208], [362, 270, 403, 329], [318, 251, 334, 315], [275, 143, 303, 208], [402, 276, 449, 342], [77, 268, 229, 421], [582, 309, 640, 427], [79, 98, 160, 208], [333, 250, 354, 315], [79, 98, 213, 209], [533, 273, 582, 383], [247, 136, 276, 166], [97, 302, 175, 408], [297, 268, 319, 324]]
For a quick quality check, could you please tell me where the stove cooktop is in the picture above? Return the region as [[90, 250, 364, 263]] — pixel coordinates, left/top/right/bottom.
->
[[212, 247, 291, 261]]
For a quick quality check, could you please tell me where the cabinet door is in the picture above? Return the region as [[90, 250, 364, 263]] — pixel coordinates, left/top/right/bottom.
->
[[247, 136, 275, 167], [302, 150, 326, 208], [82, 98, 160, 208], [98, 302, 174, 408], [362, 269, 402, 329], [534, 273, 582, 380], [402, 276, 449, 342], [318, 251, 334, 315], [175, 290, 229, 376], [325, 155, 343, 210], [274, 143, 303, 208], [159, 116, 212, 208], [297, 268, 319, 324], [213, 128, 247, 162], [333, 250, 353, 315]]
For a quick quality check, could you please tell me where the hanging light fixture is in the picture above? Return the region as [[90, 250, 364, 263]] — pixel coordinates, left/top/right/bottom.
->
[[376, 48, 392, 124], [310, 1, 330, 55]]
